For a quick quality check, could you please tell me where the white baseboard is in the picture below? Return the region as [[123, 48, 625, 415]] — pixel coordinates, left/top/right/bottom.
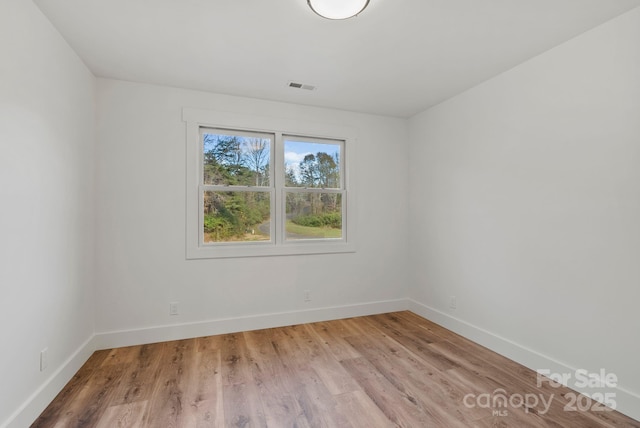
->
[[2, 335, 97, 428], [407, 299, 640, 422], [94, 298, 408, 350]]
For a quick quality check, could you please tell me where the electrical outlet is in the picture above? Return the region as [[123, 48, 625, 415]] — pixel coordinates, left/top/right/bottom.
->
[[40, 348, 48, 372], [304, 290, 311, 302], [169, 302, 179, 316], [449, 296, 457, 310]]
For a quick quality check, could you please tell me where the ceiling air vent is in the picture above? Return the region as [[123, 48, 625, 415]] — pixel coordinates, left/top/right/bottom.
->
[[288, 81, 316, 91]]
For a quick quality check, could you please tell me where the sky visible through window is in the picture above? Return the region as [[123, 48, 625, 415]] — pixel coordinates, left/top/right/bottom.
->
[[285, 139, 340, 182], [202, 133, 340, 184]]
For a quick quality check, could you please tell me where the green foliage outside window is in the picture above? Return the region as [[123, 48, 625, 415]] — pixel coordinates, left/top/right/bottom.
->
[[290, 212, 341, 228], [203, 134, 271, 242], [202, 133, 343, 242]]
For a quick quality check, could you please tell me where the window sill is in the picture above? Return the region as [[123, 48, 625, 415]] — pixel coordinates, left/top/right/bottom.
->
[[186, 240, 356, 259]]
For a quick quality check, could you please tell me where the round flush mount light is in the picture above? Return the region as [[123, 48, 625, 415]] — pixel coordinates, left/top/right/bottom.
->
[[307, 0, 370, 20]]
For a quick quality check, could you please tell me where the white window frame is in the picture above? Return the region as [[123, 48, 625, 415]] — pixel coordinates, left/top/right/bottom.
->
[[184, 108, 357, 259]]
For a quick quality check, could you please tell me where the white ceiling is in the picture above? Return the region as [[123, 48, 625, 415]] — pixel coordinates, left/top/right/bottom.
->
[[34, 0, 640, 118]]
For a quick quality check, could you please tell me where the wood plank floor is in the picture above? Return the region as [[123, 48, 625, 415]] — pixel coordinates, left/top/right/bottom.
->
[[32, 312, 639, 427]]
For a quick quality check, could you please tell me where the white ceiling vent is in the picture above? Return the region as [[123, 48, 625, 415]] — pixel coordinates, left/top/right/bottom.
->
[[288, 81, 316, 91]]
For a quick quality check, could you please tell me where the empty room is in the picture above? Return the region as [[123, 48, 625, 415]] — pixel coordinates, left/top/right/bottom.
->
[[1, 0, 639, 426]]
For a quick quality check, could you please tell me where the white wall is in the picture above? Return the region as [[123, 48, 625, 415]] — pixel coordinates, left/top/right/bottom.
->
[[0, 0, 96, 426], [4, 0, 639, 424], [409, 6, 640, 419], [94, 79, 409, 338]]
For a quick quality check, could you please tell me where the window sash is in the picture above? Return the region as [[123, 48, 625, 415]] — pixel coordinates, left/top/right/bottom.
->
[[283, 135, 345, 190], [283, 189, 346, 242], [199, 187, 275, 247], [199, 127, 274, 188]]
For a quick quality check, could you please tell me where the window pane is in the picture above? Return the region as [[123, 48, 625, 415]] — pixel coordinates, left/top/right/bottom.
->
[[285, 192, 342, 240], [284, 139, 341, 188], [203, 191, 271, 243], [203, 132, 271, 186]]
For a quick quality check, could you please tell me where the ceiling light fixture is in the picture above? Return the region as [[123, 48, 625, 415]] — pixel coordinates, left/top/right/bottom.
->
[[307, 0, 369, 20]]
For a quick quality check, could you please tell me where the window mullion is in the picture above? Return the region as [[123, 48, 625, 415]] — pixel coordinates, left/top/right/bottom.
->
[[274, 132, 284, 245]]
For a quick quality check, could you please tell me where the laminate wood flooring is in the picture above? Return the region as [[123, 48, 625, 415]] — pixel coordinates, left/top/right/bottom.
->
[[32, 312, 639, 427]]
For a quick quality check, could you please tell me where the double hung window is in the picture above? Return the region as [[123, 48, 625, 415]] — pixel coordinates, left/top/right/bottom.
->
[[184, 109, 355, 258]]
